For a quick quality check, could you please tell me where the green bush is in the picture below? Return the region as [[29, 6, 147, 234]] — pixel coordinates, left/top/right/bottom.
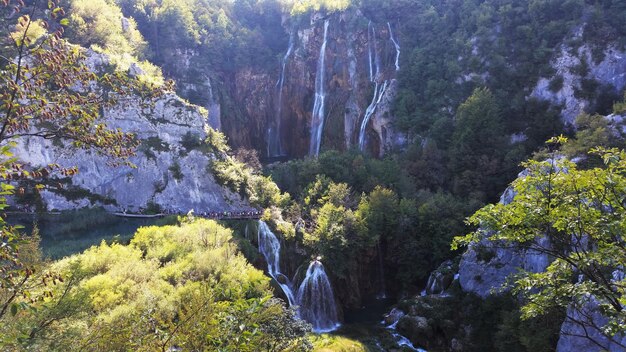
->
[[0, 219, 311, 351]]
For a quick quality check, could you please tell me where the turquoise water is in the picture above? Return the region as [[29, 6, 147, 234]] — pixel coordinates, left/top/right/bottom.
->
[[10, 210, 162, 259]]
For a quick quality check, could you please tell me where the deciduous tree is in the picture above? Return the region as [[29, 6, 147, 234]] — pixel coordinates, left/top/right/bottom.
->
[[454, 143, 626, 349]]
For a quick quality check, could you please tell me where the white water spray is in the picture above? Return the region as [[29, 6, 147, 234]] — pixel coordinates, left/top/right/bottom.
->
[[388, 22, 400, 71], [297, 259, 340, 333], [309, 20, 330, 157]]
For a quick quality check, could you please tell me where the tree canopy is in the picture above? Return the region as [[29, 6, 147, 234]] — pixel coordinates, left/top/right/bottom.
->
[[454, 144, 626, 350]]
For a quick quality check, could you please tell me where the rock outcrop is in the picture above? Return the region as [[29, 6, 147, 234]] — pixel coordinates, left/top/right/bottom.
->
[[458, 178, 552, 298], [425, 260, 456, 295], [531, 45, 626, 125], [12, 51, 253, 213]]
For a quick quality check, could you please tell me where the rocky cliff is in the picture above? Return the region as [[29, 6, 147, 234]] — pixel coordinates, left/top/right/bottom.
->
[[531, 43, 626, 126], [458, 180, 552, 298], [12, 50, 253, 214], [169, 9, 404, 159]]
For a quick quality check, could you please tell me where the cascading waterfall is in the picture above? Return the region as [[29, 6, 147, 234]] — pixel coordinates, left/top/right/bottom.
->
[[358, 21, 391, 152], [358, 80, 389, 151], [257, 221, 340, 333], [296, 259, 340, 333], [309, 19, 330, 157], [268, 29, 296, 157], [257, 221, 297, 306], [388, 22, 401, 71]]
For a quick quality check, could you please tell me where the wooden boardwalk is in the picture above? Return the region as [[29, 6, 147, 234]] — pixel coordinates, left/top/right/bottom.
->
[[113, 211, 263, 220], [7, 210, 263, 221]]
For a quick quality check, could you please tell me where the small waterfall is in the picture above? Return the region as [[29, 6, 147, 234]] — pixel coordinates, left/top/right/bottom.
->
[[388, 22, 400, 71], [383, 310, 423, 351], [358, 80, 389, 151], [258, 221, 297, 306], [309, 20, 330, 157], [206, 78, 222, 131], [269, 29, 296, 157], [296, 260, 340, 333]]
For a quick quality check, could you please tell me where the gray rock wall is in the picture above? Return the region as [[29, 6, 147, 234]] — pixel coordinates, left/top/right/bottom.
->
[[531, 45, 626, 125], [12, 52, 252, 213]]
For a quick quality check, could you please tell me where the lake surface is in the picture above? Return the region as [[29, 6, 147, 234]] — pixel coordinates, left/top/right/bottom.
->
[[9, 210, 162, 259]]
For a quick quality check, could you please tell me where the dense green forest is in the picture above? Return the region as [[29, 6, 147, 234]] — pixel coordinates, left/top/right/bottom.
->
[[1, 0, 625, 351]]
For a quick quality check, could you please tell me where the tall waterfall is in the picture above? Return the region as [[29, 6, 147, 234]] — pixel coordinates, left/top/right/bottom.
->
[[297, 260, 340, 333], [358, 80, 389, 151], [369, 22, 381, 81], [268, 29, 296, 157], [388, 22, 401, 71], [309, 19, 330, 157], [258, 221, 297, 306], [367, 21, 374, 82], [206, 78, 222, 131]]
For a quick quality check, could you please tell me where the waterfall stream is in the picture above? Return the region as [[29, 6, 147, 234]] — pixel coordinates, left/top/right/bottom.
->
[[388, 22, 401, 71], [309, 19, 330, 157], [297, 260, 341, 332], [257, 221, 340, 333], [367, 21, 374, 81], [370, 22, 381, 80], [268, 29, 296, 157], [358, 80, 389, 151], [206, 78, 221, 131]]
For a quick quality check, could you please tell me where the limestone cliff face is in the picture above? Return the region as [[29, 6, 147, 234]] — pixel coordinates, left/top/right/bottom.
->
[[174, 9, 404, 159], [12, 51, 252, 213], [531, 44, 626, 125], [458, 179, 552, 298]]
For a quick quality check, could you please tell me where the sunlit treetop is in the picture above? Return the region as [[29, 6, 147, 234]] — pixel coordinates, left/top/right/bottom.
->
[[278, 0, 352, 15]]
